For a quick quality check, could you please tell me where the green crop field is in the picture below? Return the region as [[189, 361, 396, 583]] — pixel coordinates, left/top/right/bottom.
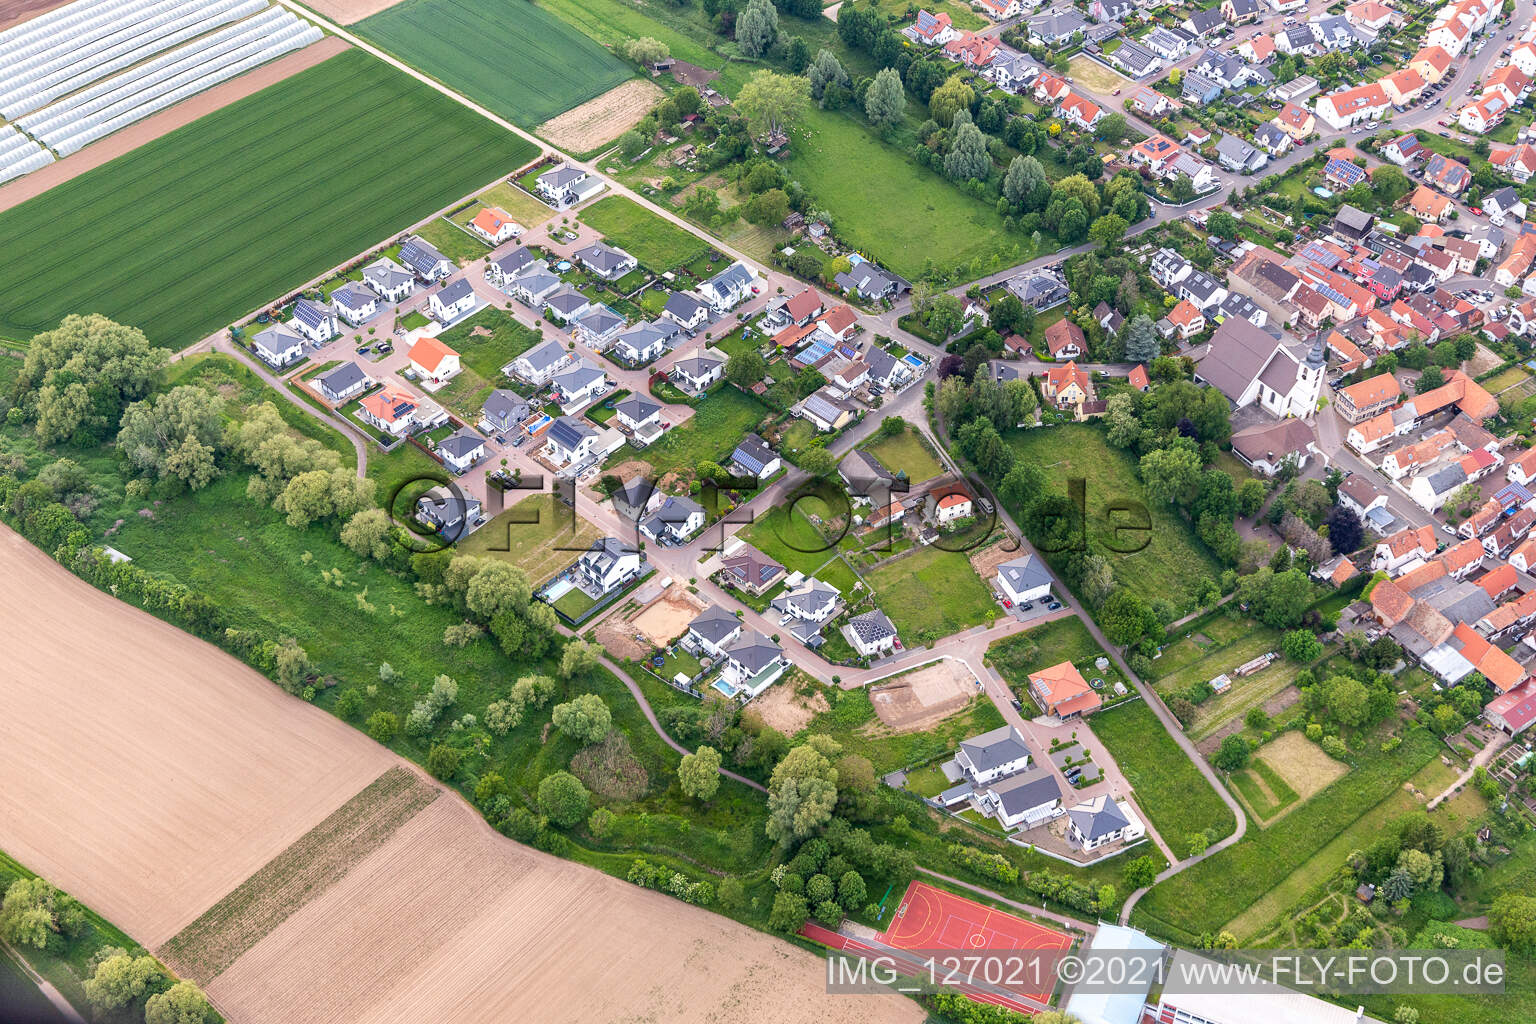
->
[[0, 50, 534, 350], [356, 0, 633, 126]]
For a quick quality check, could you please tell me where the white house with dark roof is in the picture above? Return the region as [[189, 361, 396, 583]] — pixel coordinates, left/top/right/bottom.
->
[[544, 288, 592, 324], [731, 433, 781, 479], [957, 726, 1033, 785], [670, 350, 724, 393], [686, 604, 742, 658], [551, 360, 610, 409], [429, 278, 478, 325], [289, 298, 337, 344], [543, 416, 601, 466], [698, 262, 755, 311], [611, 321, 679, 365], [771, 577, 841, 627], [250, 322, 306, 368], [614, 392, 662, 433], [1193, 319, 1325, 418], [574, 242, 638, 281], [317, 361, 372, 403], [1067, 795, 1144, 849], [362, 257, 415, 303], [577, 537, 643, 594], [331, 282, 380, 325], [996, 553, 1055, 605], [508, 267, 562, 307], [509, 338, 574, 384], [572, 307, 626, 348], [835, 261, 909, 301], [436, 429, 486, 474], [982, 768, 1064, 828], [640, 494, 706, 544], [486, 246, 540, 289], [720, 630, 788, 697], [415, 486, 482, 541], [662, 291, 712, 331], [480, 389, 531, 436], [846, 609, 899, 657], [398, 236, 453, 282], [798, 389, 854, 432], [535, 163, 604, 208]]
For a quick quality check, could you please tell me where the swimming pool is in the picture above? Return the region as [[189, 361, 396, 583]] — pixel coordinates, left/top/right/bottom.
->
[[543, 578, 573, 602], [527, 412, 552, 434], [556, 260, 572, 271], [711, 679, 738, 698], [902, 354, 925, 369]]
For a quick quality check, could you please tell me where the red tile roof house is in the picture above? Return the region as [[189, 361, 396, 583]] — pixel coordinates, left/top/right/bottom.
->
[[1029, 661, 1102, 719], [1044, 318, 1086, 360], [1486, 679, 1536, 735]]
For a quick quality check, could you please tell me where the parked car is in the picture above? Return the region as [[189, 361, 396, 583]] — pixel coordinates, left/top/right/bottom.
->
[[1470, 206, 1484, 216], [1046, 601, 1063, 610]]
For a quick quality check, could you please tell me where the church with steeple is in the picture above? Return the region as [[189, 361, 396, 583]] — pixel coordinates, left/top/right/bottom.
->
[[1191, 318, 1326, 420]]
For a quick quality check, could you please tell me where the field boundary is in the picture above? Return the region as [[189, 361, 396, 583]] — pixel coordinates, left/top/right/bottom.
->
[[157, 765, 439, 981]]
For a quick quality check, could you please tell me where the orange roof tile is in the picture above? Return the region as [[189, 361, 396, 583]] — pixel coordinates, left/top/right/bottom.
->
[[1371, 577, 1413, 625], [409, 335, 458, 373]]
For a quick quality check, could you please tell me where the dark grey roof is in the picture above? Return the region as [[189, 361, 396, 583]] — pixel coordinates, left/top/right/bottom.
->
[[436, 429, 485, 459], [1110, 39, 1159, 73], [319, 361, 369, 395], [493, 246, 538, 277], [552, 361, 606, 392], [705, 262, 753, 294], [252, 322, 304, 355], [1425, 462, 1468, 497], [732, 432, 776, 474], [663, 291, 710, 319], [577, 307, 625, 335], [616, 321, 680, 353], [725, 630, 783, 673], [512, 268, 561, 296], [866, 345, 900, 382], [483, 388, 530, 427], [290, 298, 331, 330], [575, 242, 634, 273], [673, 352, 722, 379], [547, 415, 597, 450], [689, 604, 741, 645], [1335, 204, 1375, 234], [437, 278, 475, 305], [332, 281, 378, 308], [960, 726, 1033, 774], [1489, 187, 1521, 210], [546, 289, 590, 315], [539, 164, 587, 188], [848, 609, 897, 643], [363, 257, 414, 293], [398, 236, 450, 276], [1215, 133, 1259, 165], [1185, 7, 1226, 32], [1196, 317, 1290, 400], [841, 448, 894, 490], [997, 553, 1054, 594], [520, 338, 568, 373], [614, 475, 654, 513], [1069, 798, 1129, 840], [615, 392, 661, 421], [988, 767, 1061, 817]]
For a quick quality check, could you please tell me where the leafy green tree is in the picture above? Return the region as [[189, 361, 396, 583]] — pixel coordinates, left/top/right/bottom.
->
[[17, 314, 167, 445], [1282, 629, 1324, 663], [1206, 210, 1240, 239], [807, 49, 849, 100], [84, 953, 163, 1015], [1123, 855, 1158, 889], [1489, 893, 1536, 954], [1140, 446, 1202, 505], [539, 770, 591, 827], [679, 745, 723, 800], [766, 737, 841, 842], [944, 110, 991, 181], [426, 743, 462, 780], [736, 70, 807, 139], [340, 507, 394, 561], [928, 74, 975, 128], [552, 694, 612, 744], [1123, 313, 1160, 365], [1100, 590, 1151, 647], [864, 67, 907, 131], [1088, 213, 1129, 251], [144, 981, 211, 1024], [1213, 735, 1251, 772], [768, 890, 810, 932], [116, 385, 226, 490], [736, 0, 779, 57], [366, 711, 398, 742], [622, 36, 670, 66], [560, 639, 603, 678], [1321, 673, 1370, 726]]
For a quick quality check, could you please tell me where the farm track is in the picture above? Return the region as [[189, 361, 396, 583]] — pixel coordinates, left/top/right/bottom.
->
[[158, 765, 439, 981]]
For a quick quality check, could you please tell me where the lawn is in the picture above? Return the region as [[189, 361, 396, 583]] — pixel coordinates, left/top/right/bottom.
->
[[536, 0, 723, 73], [1067, 56, 1132, 95], [739, 500, 847, 578], [1133, 727, 1442, 944], [860, 427, 943, 484], [1151, 615, 1297, 741], [1089, 700, 1237, 859], [866, 545, 996, 645], [413, 217, 491, 266], [458, 493, 603, 582], [987, 617, 1124, 713], [435, 306, 544, 380], [800, 684, 1006, 774], [1231, 755, 1301, 821], [631, 386, 770, 477], [579, 196, 715, 273], [467, 181, 556, 231], [356, 0, 634, 126], [1002, 424, 1223, 615], [0, 51, 533, 350], [784, 106, 1035, 281]]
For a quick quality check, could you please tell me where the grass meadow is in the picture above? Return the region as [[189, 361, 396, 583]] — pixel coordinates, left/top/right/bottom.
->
[[859, 428, 943, 484], [1089, 700, 1237, 860], [0, 51, 534, 349], [579, 196, 716, 273], [357, 0, 633, 125], [866, 545, 995, 644], [1003, 424, 1223, 615]]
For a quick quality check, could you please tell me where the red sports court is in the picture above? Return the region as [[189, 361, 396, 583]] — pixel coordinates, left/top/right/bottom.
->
[[880, 880, 1074, 957]]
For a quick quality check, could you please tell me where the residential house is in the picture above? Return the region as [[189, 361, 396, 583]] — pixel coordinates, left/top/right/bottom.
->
[[719, 631, 788, 698], [1277, 24, 1318, 54], [407, 335, 461, 383], [1039, 360, 1094, 413], [1490, 142, 1536, 182], [397, 235, 453, 282], [1236, 33, 1277, 63], [983, 48, 1043, 93], [551, 360, 610, 408], [956, 726, 1034, 785], [543, 416, 601, 466], [331, 282, 379, 326], [576, 537, 643, 595], [610, 320, 679, 365], [1345, 0, 1393, 29], [614, 392, 662, 434], [1381, 134, 1425, 165], [362, 257, 415, 303], [479, 389, 531, 437], [250, 322, 306, 368], [1335, 371, 1401, 423], [936, 492, 973, 526], [980, 768, 1064, 828], [1090, 0, 1133, 20], [1108, 40, 1162, 78], [357, 384, 426, 436], [731, 433, 781, 480], [1222, 0, 1262, 24], [1373, 525, 1438, 573], [846, 609, 899, 658], [640, 494, 707, 545], [1424, 153, 1473, 194], [1486, 187, 1528, 226], [815, 304, 859, 343], [1273, 102, 1316, 140], [1310, 14, 1362, 52], [544, 288, 593, 325], [572, 307, 626, 348], [1325, 156, 1368, 190], [415, 486, 481, 541], [574, 242, 638, 281], [1165, 299, 1207, 339], [535, 163, 603, 208], [1408, 185, 1454, 223], [1007, 273, 1069, 309], [509, 338, 573, 385], [1067, 796, 1142, 850], [1410, 45, 1455, 84], [1486, 680, 1536, 736], [435, 429, 486, 474], [289, 298, 337, 344], [686, 605, 742, 659], [507, 267, 561, 308], [1130, 87, 1178, 117], [835, 261, 908, 301], [469, 206, 521, 245], [996, 553, 1054, 605], [798, 388, 855, 432], [1382, 67, 1427, 106], [317, 361, 371, 403], [944, 31, 1001, 68], [976, 0, 1024, 17], [1182, 73, 1224, 105], [428, 278, 477, 324], [1044, 318, 1086, 359], [1314, 83, 1389, 130], [1030, 660, 1102, 718], [1459, 92, 1510, 134], [1182, 8, 1228, 37], [718, 543, 786, 595], [1144, 27, 1194, 61], [1215, 132, 1268, 172], [1026, 7, 1090, 45], [904, 9, 960, 46], [670, 350, 724, 393], [1230, 418, 1317, 475], [1253, 122, 1293, 156], [662, 291, 711, 332]]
